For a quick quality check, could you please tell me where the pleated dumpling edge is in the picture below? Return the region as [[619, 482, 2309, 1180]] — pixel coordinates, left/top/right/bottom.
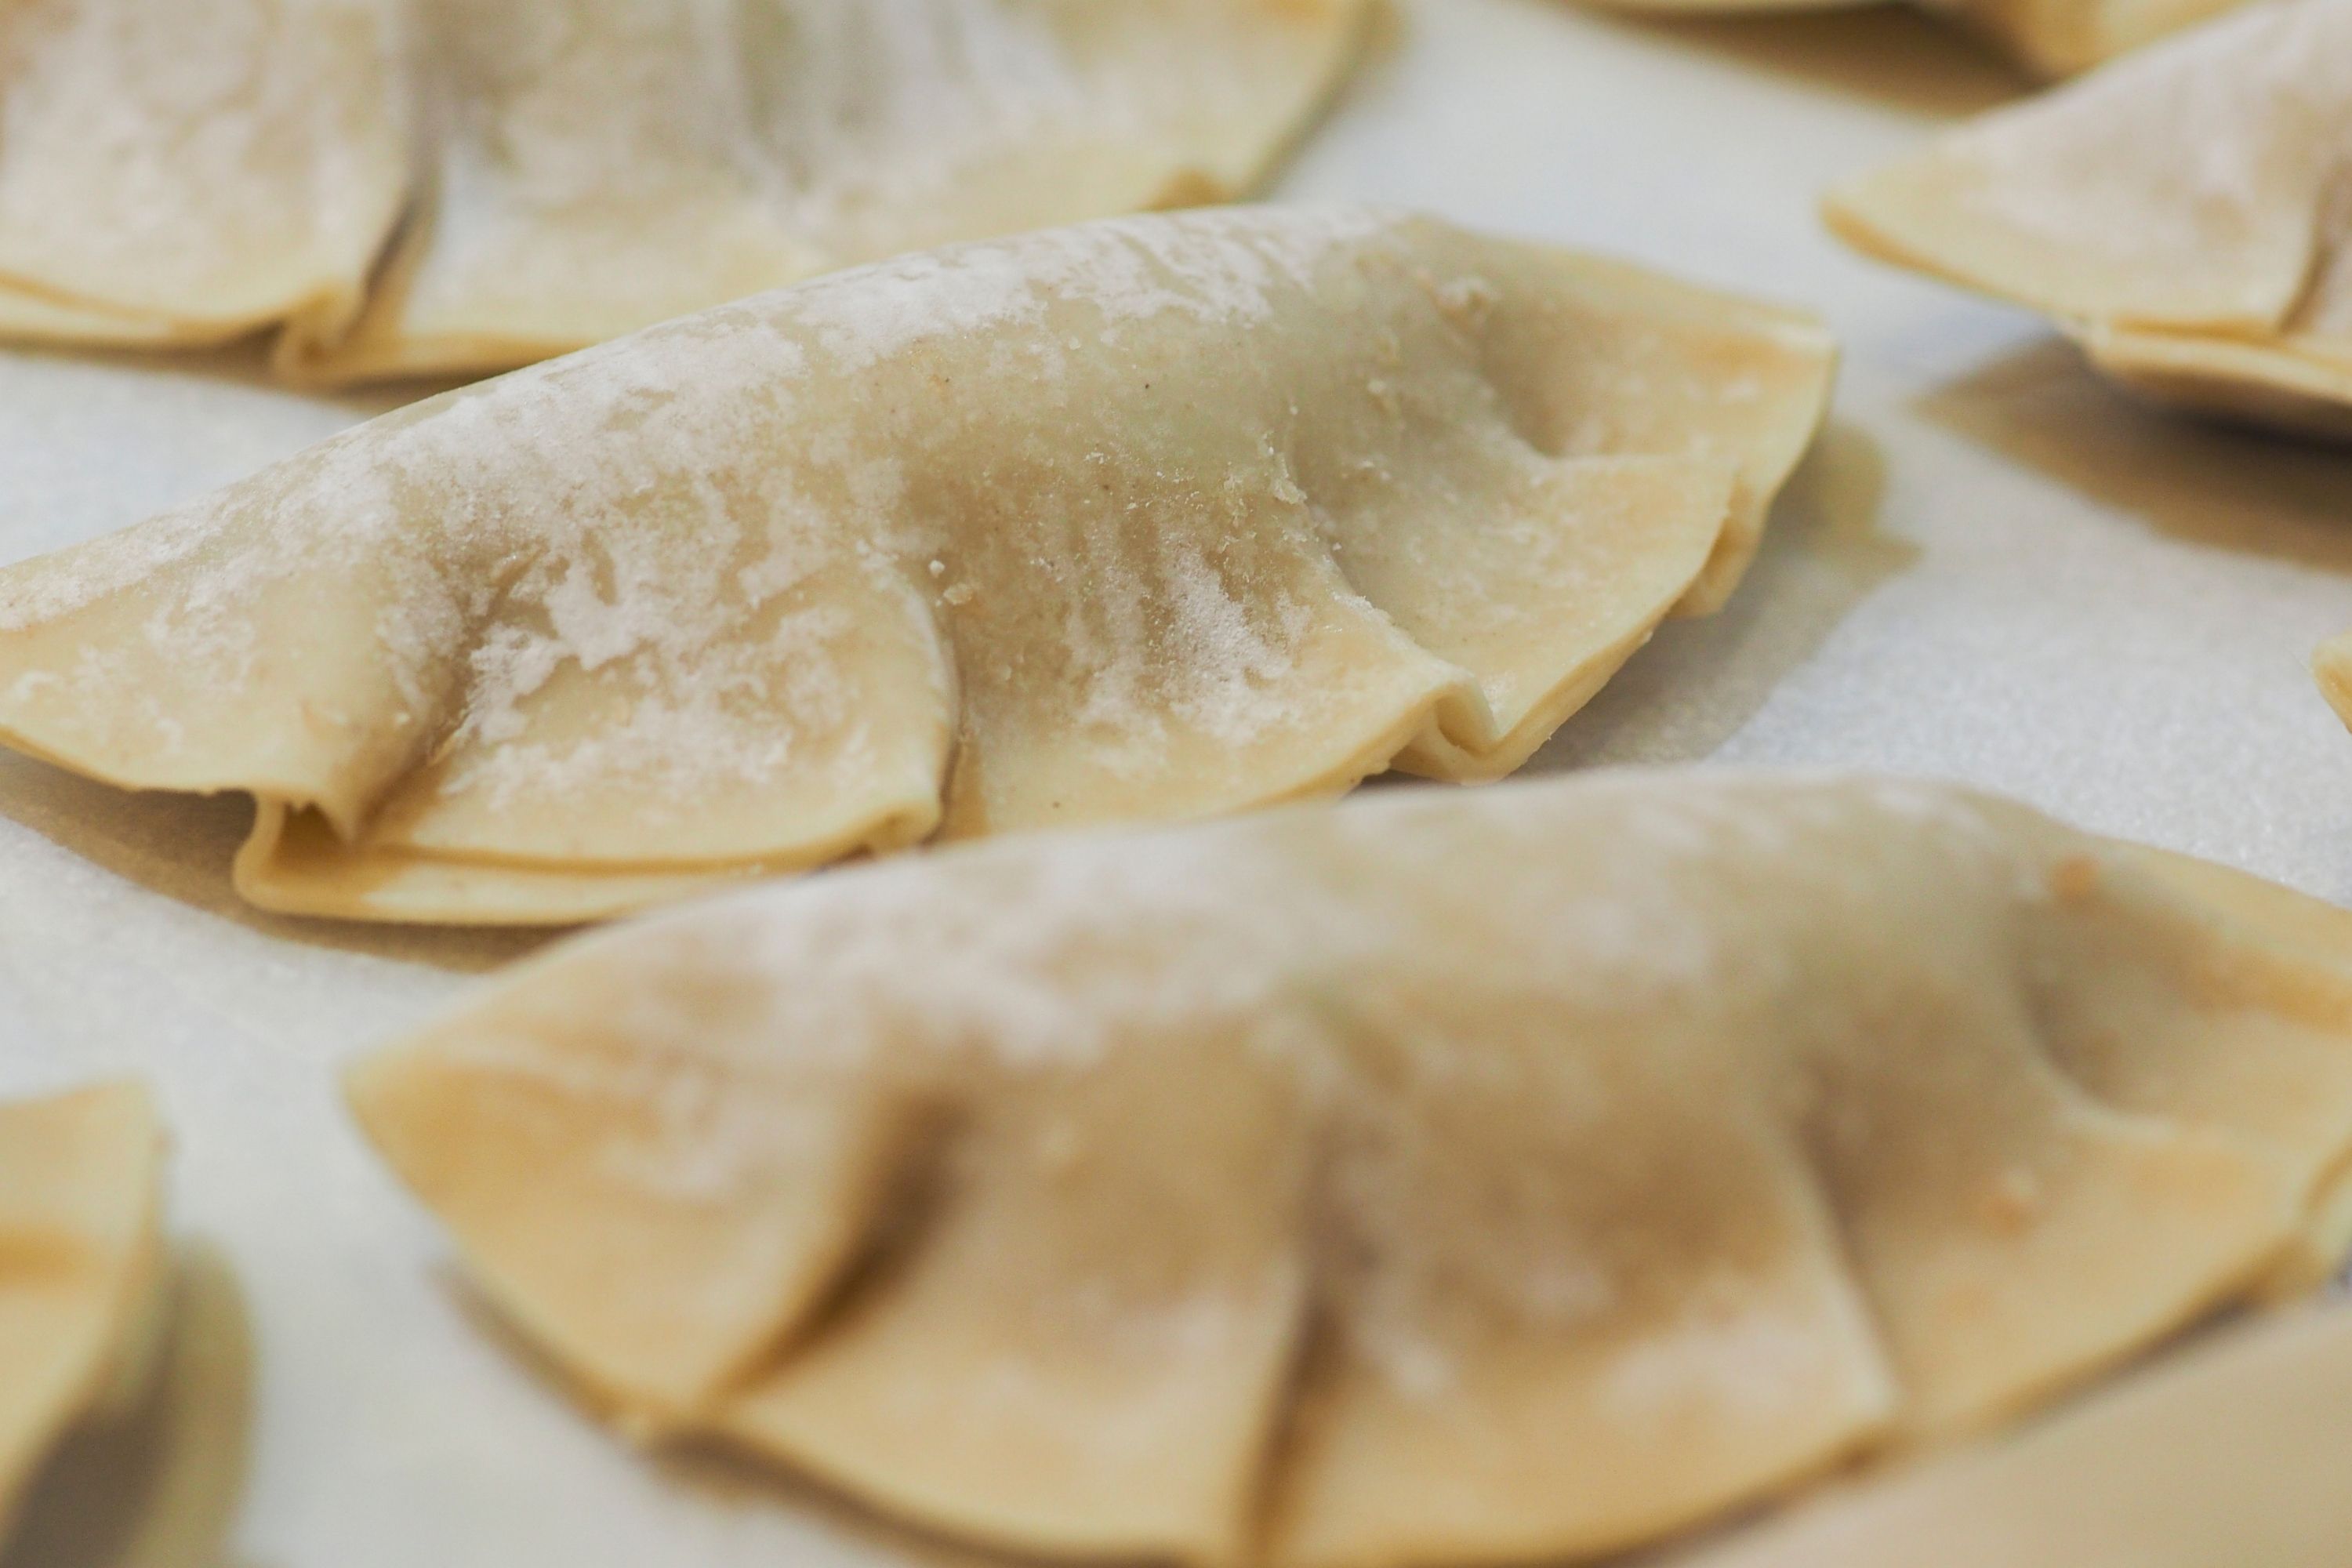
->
[[0, 206, 1836, 925], [346, 771, 2352, 1567]]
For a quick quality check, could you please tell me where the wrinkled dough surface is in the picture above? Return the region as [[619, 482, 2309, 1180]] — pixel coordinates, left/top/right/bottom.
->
[[1571, 0, 2250, 76], [0, 209, 1835, 924], [1674, 1305, 2352, 1568], [0, 1083, 168, 1543], [1826, 0, 2352, 433], [0, 0, 408, 345], [348, 772, 2352, 1567]]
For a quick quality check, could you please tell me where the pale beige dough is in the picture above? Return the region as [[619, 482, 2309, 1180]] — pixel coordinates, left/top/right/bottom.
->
[[0, 208, 1836, 926], [350, 771, 2352, 1567], [0, 0, 409, 349], [1570, 0, 2249, 78], [1671, 1305, 2352, 1568], [0, 1082, 169, 1544], [1825, 0, 2352, 437], [0, 0, 1371, 380]]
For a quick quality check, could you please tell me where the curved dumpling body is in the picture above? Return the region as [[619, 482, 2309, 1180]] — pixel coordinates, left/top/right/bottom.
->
[[1825, 0, 2352, 437], [0, 208, 1835, 924], [1673, 1305, 2352, 1568], [1570, 0, 2248, 78], [350, 771, 2352, 1567], [0, 0, 408, 348], [0, 1082, 168, 1543]]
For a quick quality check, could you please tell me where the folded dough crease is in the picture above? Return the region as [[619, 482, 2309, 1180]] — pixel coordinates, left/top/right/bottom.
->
[[1825, 0, 2352, 437], [0, 208, 1836, 924], [0, 1082, 169, 1544], [348, 772, 2352, 1566]]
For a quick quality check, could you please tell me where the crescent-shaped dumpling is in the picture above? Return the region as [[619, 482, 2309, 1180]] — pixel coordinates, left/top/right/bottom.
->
[[349, 771, 2352, 1567], [0, 208, 1835, 925], [289, 0, 1377, 383], [0, 1082, 169, 1544], [0, 0, 408, 349], [1568, 0, 2247, 78], [1824, 0, 2352, 437], [1672, 1305, 2352, 1568]]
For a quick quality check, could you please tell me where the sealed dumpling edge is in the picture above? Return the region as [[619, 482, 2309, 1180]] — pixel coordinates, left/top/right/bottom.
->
[[348, 771, 2352, 1567], [1824, 0, 2352, 439], [0, 1082, 169, 1544], [0, 207, 1837, 925]]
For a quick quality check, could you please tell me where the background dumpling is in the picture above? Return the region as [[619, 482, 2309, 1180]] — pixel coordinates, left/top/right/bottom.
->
[[0, 1082, 169, 1544], [0, 0, 1373, 380], [348, 771, 2352, 1567], [0, 0, 408, 349], [1824, 0, 2352, 438], [290, 0, 1378, 382], [0, 208, 1835, 924]]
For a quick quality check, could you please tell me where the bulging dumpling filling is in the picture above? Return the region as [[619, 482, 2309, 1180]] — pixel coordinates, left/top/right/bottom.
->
[[0, 0, 1373, 380], [0, 208, 1836, 925], [1826, 0, 2352, 437], [351, 771, 2352, 1567], [0, 1082, 169, 1544]]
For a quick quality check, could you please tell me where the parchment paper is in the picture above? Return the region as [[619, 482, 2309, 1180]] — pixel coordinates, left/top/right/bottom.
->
[[6, 3, 2351, 1564]]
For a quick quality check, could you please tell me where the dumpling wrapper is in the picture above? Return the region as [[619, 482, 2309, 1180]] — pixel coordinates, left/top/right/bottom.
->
[[1672, 1305, 2352, 1568], [0, 207, 1836, 926], [1825, 0, 2352, 437], [285, 0, 1377, 383], [0, 1082, 169, 1543], [1567, 0, 2249, 78], [349, 771, 2352, 1567], [0, 0, 408, 349]]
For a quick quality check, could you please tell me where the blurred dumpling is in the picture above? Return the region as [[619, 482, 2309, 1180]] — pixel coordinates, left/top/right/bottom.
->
[[289, 0, 1377, 383], [351, 771, 2352, 1566], [0, 208, 1835, 925], [0, 0, 408, 348], [1825, 0, 2352, 438], [0, 1082, 169, 1543]]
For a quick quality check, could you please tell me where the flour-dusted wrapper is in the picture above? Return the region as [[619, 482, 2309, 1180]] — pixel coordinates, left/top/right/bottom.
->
[[0, 208, 1835, 924], [353, 771, 2352, 1566]]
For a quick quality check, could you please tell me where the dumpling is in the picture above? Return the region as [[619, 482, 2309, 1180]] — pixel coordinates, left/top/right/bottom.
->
[[1568, 0, 2248, 78], [289, 0, 1378, 383], [1672, 1305, 2352, 1568], [348, 771, 2352, 1567], [0, 1082, 169, 1544], [1824, 0, 2352, 438], [0, 0, 1371, 380], [0, 208, 1836, 925], [0, 0, 408, 350]]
